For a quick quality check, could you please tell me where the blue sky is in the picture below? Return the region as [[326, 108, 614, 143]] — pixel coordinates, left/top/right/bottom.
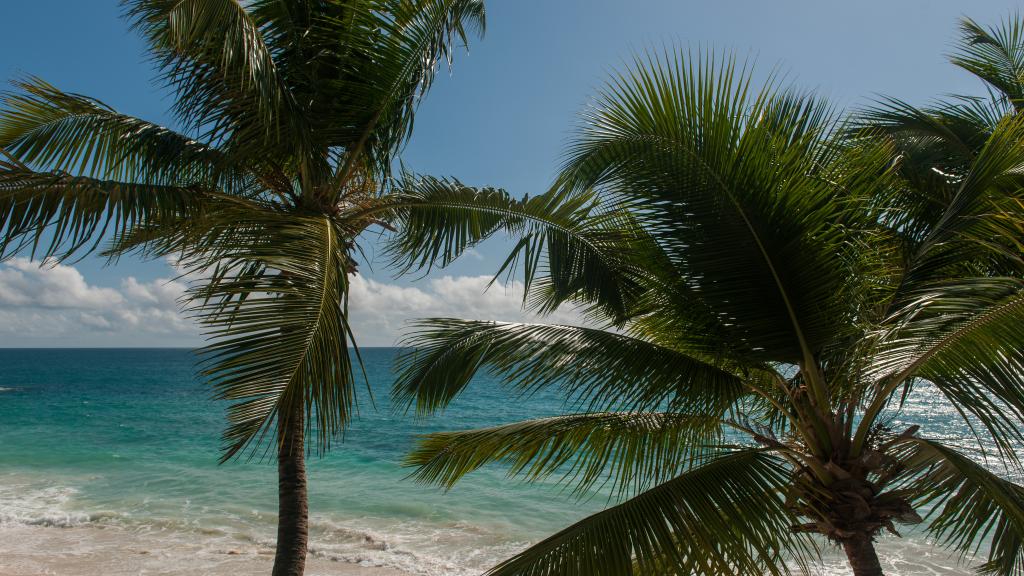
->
[[0, 0, 1016, 346]]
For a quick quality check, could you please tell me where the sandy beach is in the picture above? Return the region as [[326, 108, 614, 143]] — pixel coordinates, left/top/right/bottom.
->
[[0, 521, 981, 576], [0, 525, 412, 576]]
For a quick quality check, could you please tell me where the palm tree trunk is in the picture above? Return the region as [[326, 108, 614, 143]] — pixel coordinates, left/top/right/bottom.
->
[[272, 404, 308, 576], [842, 535, 883, 576]]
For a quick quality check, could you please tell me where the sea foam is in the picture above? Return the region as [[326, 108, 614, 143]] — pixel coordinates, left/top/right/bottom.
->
[[0, 476, 978, 575], [0, 483, 94, 528]]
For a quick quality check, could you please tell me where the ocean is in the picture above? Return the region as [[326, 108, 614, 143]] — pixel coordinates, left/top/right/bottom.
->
[[0, 348, 991, 575]]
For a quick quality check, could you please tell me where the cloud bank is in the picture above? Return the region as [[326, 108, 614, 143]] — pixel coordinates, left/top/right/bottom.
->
[[0, 259, 585, 347], [347, 274, 584, 346], [0, 258, 194, 347]]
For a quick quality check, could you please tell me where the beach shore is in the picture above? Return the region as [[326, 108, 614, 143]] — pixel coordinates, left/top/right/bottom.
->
[[0, 524, 413, 576], [0, 350, 984, 576], [0, 522, 980, 576]]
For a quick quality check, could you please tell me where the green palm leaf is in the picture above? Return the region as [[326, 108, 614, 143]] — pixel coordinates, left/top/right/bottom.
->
[[394, 319, 747, 416], [183, 211, 357, 461], [124, 0, 300, 155], [559, 50, 894, 373], [406, 411, 723, 497], [384, 173, 645, 319], [0, 158, 210, 261], [329, 0, 486, 179], [854, 15, 1024, 284], [244, 0, 486, 186], [952, 16, 1024, 110], [485, 449, 812, 576], [856, 278, 1024, 458], [891, 438, 1024, 576], [0, 77, 244, 188], [909, 113, 1024, 265], [853, 96, 1005, 198]]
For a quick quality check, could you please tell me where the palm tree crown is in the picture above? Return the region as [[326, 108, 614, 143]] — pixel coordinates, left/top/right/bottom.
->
[[858, 15, 1024, 269], [393, 48, 1024, 576], [1, 0, 494, 456], [0, 1, 561, 574]]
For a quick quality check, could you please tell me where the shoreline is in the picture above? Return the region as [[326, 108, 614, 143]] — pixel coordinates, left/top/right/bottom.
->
[[0, 521, 979, 576], [0, 520, 979, 576], [0, 523, 414, 576]]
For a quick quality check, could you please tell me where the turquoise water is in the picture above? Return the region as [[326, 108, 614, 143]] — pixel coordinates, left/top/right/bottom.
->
[[0, 348, 603, 574], [0, 348, 989, 575]]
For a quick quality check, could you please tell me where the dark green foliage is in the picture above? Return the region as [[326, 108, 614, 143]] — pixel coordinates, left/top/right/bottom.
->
[[484, 450, 814, 576], [395, 35, 1024, 576]]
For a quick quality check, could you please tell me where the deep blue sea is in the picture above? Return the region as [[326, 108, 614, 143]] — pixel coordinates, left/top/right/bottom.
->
[[0, 348, 991, 575]]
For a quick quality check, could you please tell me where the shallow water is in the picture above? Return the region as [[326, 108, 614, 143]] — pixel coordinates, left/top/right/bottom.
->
[[0, 348, 991, 575]]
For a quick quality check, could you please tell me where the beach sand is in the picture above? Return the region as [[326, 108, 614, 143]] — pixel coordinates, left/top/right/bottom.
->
[[0, 524, 413, 576], [0, 522, 980, 576]]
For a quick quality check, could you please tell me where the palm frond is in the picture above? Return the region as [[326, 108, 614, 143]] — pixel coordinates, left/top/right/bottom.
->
[[178, 210, 358, 461], [384, 173, 645, 320], [854, 96, 999, 173], [859, 278, 1024, 458], [559, 49, 896, 370], [406, 411, 725, 498], [910, 112, 1024, 265], [891, 438, 1024, 576], [242, 0, 485, 186], [486, 450, 812, 576], [969, 196, 1024, 268], [0, 159, 210, 261], [100, 189, 276, 262], [952, 16, 1024, 110], [327, 0, 486, 181], [123, 0, 302, 159], [394, 319, 747, 416], [0, 77, 245, 190], [384, 174, 555, 274]]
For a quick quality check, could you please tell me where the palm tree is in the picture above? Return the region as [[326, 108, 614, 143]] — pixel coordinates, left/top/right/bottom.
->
[[856, 15, 1024, 270], [391, 50, 1024, 576], [858, 16, 1023, 179], [0, 2, 561, 574]]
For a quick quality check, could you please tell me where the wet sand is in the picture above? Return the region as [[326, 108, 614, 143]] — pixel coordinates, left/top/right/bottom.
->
[[0, 522, 980, 576], [0, 524, 413, 576]]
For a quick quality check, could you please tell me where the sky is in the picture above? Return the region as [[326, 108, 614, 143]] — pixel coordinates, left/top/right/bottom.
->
[[0, 0, 1016, 347]]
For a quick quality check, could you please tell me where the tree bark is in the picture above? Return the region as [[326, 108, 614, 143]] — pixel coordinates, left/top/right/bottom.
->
[[272, 403, 308, 576], [842, 535, 883, 576]]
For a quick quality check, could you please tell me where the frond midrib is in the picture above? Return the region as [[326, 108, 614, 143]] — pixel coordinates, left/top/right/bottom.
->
[[888, 289, 1024, 387], [277, 216, 340, 432]]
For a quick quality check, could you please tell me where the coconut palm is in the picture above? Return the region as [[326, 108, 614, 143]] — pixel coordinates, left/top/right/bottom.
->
[[392, 50, 1024, 576], [858, 16, 1023, 179], [0, 1, 564, 574], [856, 15, 1024, 273]]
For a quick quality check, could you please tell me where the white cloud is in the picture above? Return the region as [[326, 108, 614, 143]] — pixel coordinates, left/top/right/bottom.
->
[[0, 259, 588, 347], [347, 274, 586, 346], [121, 275, 188, 308], [0, 258, 195, 346], [462, 248, 485, 261], [0, 258, 121, 309], [78, 312, 113, 330]]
